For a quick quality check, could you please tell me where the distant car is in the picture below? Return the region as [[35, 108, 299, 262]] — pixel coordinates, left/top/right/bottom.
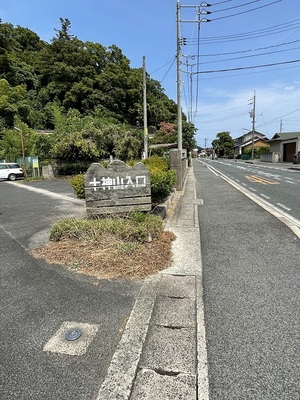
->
[[0, 163, 24, 181]]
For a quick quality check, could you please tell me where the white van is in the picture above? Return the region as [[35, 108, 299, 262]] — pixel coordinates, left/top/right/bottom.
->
[[0, 163, 24, 181]]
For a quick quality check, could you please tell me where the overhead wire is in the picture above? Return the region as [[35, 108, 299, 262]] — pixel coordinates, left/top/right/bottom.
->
[[187, 20, 300, 44], [212, 0, 261, 13], [201, 39, 300, 57], [212, 0, 282, 22], [195, 59, 300, 74], [199, 46, 300, 65]]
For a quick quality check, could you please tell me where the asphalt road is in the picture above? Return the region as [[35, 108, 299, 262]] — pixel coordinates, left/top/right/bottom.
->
[[201, 159, 300, 222], [0, 179, 143, 400], [194, 160, 300, 400]]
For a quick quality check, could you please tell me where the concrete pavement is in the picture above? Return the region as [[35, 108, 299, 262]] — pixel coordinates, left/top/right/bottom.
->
[[97, 159, 300, 400], [97, 166, 208, 399]]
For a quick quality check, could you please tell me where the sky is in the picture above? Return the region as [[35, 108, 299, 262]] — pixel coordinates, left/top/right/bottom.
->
[[1, 0, 300, 147]]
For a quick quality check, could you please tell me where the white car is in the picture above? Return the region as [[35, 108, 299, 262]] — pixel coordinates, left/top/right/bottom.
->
[[0, 163, 24, 181]]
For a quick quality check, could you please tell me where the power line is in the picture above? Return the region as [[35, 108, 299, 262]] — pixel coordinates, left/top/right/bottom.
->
[[201, 39, 300, 57], [184, 18, 300, 45], [212, 0, 261, 14], [199, 45, 300, 65], [195, 59, 300, 74], [193, 63, 300, 80], [212, 0, 282, 22], [212, 0, 233, 5]]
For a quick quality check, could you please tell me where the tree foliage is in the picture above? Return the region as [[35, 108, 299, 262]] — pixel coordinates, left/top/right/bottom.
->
[[0, 18, 196, 163], [151, 121, 197, 154], [212, 131, 234, 157]]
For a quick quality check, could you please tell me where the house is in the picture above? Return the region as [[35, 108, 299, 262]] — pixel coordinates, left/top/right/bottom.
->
[[234, 130, 269, 156], [268, 132, 300, 162]]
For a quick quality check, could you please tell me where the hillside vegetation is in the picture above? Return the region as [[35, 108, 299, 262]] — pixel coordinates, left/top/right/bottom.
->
[[0, 18, 196, 164]]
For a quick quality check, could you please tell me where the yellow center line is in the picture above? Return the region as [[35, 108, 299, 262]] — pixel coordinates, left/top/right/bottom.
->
[[245, 175, 280, 185]]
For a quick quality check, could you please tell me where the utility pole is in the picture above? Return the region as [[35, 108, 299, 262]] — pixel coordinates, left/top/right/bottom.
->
[[176, 0, 182, 152], [143, 56, 148, 159], [250, 91, 256, 160], [14, 126, 26, 176], [280, 119, 283, 133], [176, 2, 211, 151]]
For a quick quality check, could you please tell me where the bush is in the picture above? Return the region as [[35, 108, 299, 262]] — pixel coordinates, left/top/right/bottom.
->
[[56, 161, 91, 175], [243, 146, 270, 159], [142, 155, 169, 173], [150, 169, 176, 204], [49, 211, 163, 243], [142, 156, 175, 204], [69, 174, 85, 198]]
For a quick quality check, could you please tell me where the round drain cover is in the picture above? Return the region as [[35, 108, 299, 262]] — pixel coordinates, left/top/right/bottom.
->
[[65, 328, 82, 341]]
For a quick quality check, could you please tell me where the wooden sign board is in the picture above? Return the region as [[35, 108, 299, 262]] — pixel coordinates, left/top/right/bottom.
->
[[85, 160, 151, 216]]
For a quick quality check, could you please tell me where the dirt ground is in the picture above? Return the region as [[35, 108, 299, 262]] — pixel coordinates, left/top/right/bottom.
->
[[32, 230, 176, 280]]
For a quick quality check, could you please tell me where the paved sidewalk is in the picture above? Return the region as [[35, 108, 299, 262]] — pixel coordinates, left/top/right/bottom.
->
[[97, 167, 208, 400]]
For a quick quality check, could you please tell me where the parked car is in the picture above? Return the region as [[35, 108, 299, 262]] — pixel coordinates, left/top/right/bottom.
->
[[0, 163, 24, 181]]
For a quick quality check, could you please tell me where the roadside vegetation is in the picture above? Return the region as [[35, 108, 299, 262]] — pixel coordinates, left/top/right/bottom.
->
[[0, 18, 197, 166], [33, 211, 176, 279], [34, 158, 177, 280], [1, 18, 187, 279]]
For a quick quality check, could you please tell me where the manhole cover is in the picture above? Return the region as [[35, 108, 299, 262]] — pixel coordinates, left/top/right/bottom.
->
[[65, 328, 82, 341]]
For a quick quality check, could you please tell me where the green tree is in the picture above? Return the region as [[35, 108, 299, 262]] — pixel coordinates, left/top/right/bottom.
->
[[0, 122, 39, 161], [0, 17, 190, 161], [182, 120, 197, 153], [0, 78, 30, 127], [212, 131, 234, 157]]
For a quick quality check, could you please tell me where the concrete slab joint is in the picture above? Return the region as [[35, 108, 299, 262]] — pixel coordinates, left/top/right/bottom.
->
[[129, 274, 198, 399]]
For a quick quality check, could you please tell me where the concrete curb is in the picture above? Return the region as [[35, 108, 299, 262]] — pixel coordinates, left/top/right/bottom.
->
[[96, 275, 161, 400]]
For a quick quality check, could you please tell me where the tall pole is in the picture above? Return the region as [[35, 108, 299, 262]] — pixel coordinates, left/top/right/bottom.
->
[[177, 0, 182, 152], [251, 91, 256, 160], [143, 56, 148, 159], [14, 126, 26, 176]]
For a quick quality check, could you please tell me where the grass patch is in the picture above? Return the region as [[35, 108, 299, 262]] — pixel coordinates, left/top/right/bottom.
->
[[33, 211, 176, 279], [49, 211, 163, 243]]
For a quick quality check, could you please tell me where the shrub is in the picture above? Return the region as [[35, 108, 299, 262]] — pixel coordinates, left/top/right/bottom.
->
[[56, 161, 91, 175], [142, 155, 169, 173], [49, 211, 163, 243], [150, 169, 176, 204], [69, 174, 85, 199]]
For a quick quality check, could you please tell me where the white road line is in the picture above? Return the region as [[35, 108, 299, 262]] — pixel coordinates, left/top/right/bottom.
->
[[285, 180, 295, 184], [207, 166, 219, 176], [260, 194, 270, 199], [203, 162, 300, 239], [277, 203, 292, 211], [249, 187, 257, 192], [8, 182, 84, 204]]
